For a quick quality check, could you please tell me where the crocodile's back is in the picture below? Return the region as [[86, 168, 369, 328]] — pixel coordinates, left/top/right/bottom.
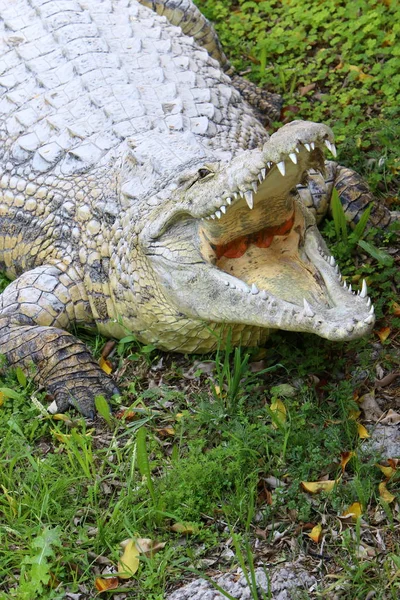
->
[[0, 0, 267, 180]]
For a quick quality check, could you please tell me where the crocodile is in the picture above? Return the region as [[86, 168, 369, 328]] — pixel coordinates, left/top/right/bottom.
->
[[0, 0, 392, 416]]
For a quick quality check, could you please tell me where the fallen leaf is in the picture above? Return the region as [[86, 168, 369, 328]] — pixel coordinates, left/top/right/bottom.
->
[[155, 427, 175, 438], [95, 577, 119, 591], [298, 83, 316, 96], [380, 409, 400, 425], [99, 356, 113, 375], [375, 327, 391, 343], [342, 502, 362, 520], [357, 423, 370, 439], [349, 409, 361, 420], [118, 539, 140, 579], [134, 538, 166, 557], [378, 481, 395, 503], [340, 451, 355, 472], [301, 480, 338, 494], [0, 391, 4, 407], [270, 398, 286, 428], [270, 384, 296, 398], [308, 523, 322, 542], [170, 522, 198, 535], [101, 340, 116, 359], [114, 409, 138, 421], [375, 371, 400, 388], [377, 463, 396, 480], [358, 391, 383, 421], [391, 301, 400, 316]]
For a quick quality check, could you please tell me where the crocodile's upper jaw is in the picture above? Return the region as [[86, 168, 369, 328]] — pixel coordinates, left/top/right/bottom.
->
[[144, 121, 375, 347]]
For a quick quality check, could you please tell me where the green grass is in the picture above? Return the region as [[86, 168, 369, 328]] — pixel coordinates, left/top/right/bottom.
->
[[1, 1, 400, 598]]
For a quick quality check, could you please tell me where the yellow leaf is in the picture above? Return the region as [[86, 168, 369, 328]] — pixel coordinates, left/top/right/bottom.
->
[[301, 480, 338, 494], [376, 327, 391, 343], [342, 502, 362, 520], [308, 524, 322, 542], [156, 427, 175, 437], [1, 485, 17, 516], [95, 576, 119, 591], [99, 356, 112, 375], [349, 409, 361, 420], [170, 522, 198, 534], [377, 464, 396, 480], [357, 423, 370, 439], [0, 391, 4, 407], [391, 301, 400, 316], [270, 398, 286, 428], [118, 539, 140, 579], [52, 431, 71, 443], [378, 481, 395, 504], [214, 385, 222, 396], [340, 451, 355, 472]]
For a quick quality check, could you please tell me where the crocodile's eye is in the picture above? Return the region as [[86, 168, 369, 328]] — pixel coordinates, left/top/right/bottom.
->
[[198, 168, 212, 179]]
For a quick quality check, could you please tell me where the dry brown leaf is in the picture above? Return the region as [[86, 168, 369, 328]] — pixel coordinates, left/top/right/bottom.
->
[[118, 539, 140, 579], [135, 538, 166, 557], [101, 340, 116, 359], [0, 391, 4, 407], [378, 481, 395, 503], [340, 451, 355, 472], [375, 371, 400, 388], [270, 399, 286, 428], [342, 502, 362, 520], [301, 480, 338, 494], [358, 391, 383, 421], [357, 423, 370, 439], [375, 327, 391, 343], [95, 577, 119, 591], [299, 83, 316, 96], [380, 409, 400, 425], [170, 522, 198, 534], [99, 356, 113, 375], [308, 523, 322, 542]]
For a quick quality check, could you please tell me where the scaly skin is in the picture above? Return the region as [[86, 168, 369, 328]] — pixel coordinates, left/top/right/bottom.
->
[[0, 0, 392, 414]]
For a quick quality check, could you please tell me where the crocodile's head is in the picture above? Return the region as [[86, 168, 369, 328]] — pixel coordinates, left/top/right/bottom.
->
[[119, 121, 374, 352]]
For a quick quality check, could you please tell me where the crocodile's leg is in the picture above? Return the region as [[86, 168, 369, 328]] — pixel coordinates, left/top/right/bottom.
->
[[0, 265, 119, 417], [139, 0, 282, 122], [297, 161, 394, 227]]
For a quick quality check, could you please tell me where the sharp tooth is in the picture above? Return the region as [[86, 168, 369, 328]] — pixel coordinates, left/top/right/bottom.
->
[[226, 197, 232, 205], [369, 305, 374, 314], [338, 274, 342, 282], [233, 192, 238, 200], [348, 284, 352, 292], [335, 265, 340, 274], [211, 214, 215, 220], [215, 210, 221, 219], [304, 143, 311, 152], [343, 281, 347, 289], [295, 146, 300, 153], [365, 315, 374, 324], [267, 161, 272, 168], [310, 142, 315, 150], [303, 298, 315, 317], [244, 190, 254, 209], [261, 168, 266, 178], [366, 297, 371, 307], [329, 256, 336, 267], [251, 283, 259, 295], [277, 161, 286, 176], [258, 173, 263, 183], [224, 280, 229, 286], [252, 180, 258, 193], [239, 190, 244, 198], [331, 143, 337, 157], [360, 279, 368, 298], [324, 140, 333, 153], [289, 152, 297, 164], [220, 205, 226, 214], [260, 290, 268, 299]]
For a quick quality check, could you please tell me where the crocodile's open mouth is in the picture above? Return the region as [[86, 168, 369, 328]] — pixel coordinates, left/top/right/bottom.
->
[[148, 121, 375, 344]]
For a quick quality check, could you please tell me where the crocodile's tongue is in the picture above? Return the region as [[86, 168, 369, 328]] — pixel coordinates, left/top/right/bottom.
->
[[213, 205, 330, 307]]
